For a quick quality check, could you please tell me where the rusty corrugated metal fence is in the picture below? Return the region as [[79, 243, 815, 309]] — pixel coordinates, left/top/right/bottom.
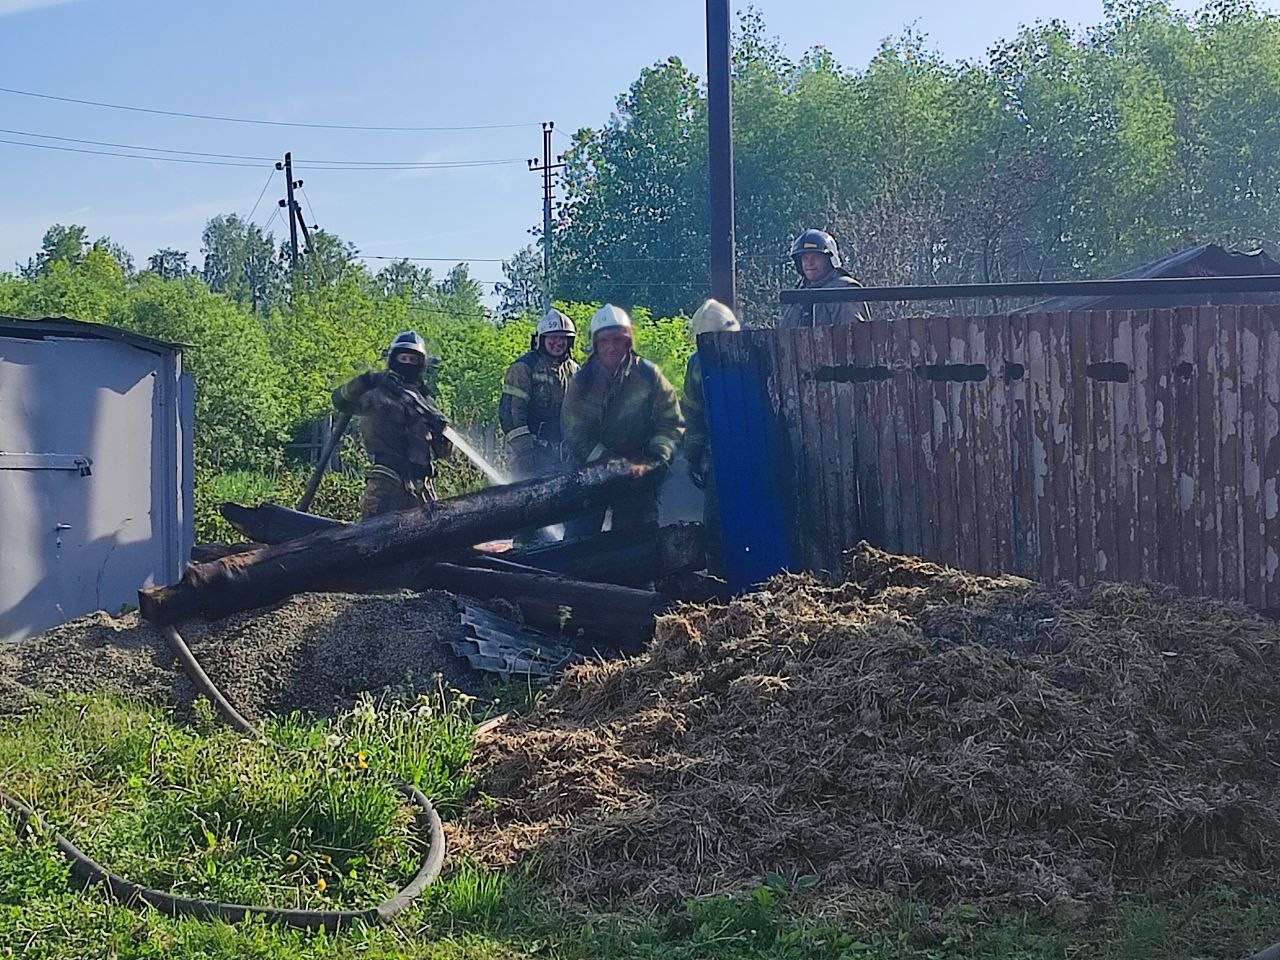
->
[[701, 306, 1280, 607]]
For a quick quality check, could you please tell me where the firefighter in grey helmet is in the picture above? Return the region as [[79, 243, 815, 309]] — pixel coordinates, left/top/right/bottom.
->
[[499, 308, 580, 481], [332, 330, 452, 519], [778, 228, 871, 329]]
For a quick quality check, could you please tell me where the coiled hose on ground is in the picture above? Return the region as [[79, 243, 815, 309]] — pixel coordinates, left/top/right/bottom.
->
[[0, 622, 446, 932]]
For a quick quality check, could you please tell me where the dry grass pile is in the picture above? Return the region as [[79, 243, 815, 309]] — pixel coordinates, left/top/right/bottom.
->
[[455, 544, 1280, 919], [0, 591, 474, 720]]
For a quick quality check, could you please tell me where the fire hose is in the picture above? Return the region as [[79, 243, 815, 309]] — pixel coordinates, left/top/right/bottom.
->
[[0, 622, 446, 931]]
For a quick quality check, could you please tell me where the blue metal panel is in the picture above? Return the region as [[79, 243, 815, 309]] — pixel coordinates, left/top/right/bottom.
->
[[700, 330, 796, 592]]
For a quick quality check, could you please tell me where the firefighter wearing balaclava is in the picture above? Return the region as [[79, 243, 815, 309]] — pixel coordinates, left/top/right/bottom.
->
[[561, 304, 684, 533], [499, 309, 579, 481], [778, 228, 871, 328], [681, 299, 738, 574], [333, 330, 452, 519]]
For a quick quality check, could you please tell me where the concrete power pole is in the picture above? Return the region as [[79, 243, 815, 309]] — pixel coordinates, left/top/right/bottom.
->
[[706, 0, 737, 309], [527, 122, 564, 313], [275, 151, 313, 268]]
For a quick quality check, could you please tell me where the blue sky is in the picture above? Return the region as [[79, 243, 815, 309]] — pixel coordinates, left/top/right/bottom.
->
[[0, 0, 1216, 296]]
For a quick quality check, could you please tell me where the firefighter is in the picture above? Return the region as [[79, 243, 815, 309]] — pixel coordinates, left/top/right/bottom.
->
[[561, 303, 684, 533], [499, 309, 579, 481], [332, 330, 452, 520], [778, 228, 871, 328], [682, 298, 739, 574]]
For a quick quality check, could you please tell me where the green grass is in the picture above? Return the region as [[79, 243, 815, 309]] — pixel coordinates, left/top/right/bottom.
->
[[1, 694, 1278, 960], [194, 444, 488, 543]]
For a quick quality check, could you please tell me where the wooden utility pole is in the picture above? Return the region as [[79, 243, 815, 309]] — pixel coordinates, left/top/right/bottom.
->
[[706, 0, 737, 309], [527, 122, 564, 313]]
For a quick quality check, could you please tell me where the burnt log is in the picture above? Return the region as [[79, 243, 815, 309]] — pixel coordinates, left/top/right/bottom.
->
[[421, 562, 670, 652], [219, 501, 343, 544], [219, 502, 707, 586], [189, 542, 263, 563], [139, 460, 659, 624]]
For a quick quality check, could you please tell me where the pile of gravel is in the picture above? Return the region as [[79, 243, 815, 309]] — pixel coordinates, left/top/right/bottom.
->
[[0, 591, 477, 721]]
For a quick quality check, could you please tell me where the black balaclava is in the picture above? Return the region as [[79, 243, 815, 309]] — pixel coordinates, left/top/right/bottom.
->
[[389, 352, 424, 384]]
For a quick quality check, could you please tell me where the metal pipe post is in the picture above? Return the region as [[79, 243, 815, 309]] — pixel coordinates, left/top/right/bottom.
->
[[706, 0, 736, 309]]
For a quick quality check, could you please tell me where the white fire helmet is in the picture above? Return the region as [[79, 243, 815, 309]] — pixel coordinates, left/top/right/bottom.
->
[[690, 299, 740, 337], [586, 303, 633, 352], [535, 309, 576, 349]]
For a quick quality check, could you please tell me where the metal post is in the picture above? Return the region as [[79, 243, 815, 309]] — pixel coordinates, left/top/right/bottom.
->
[[706, 0, 736, 309], [528, 123, 564, 314]]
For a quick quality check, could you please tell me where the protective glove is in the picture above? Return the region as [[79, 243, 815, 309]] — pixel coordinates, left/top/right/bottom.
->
[[355, 370, 387, 395], [688, 459, 707, 490], [508, 434, 536, 478]]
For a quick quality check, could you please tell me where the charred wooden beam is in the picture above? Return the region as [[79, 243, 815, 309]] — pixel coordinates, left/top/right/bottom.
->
[[219, 501, 343, 544], [422, 562, 670, 651], [140, 461, 660, 624], [218, 502, 707, 585]]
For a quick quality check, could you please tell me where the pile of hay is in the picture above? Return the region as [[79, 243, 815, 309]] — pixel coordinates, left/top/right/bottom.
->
[[454, 545, 1280, 919], [0, 591, 475, 721]]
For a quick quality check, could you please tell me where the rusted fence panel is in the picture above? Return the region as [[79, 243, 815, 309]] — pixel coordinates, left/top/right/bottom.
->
[[703, 306, 1280, 606]]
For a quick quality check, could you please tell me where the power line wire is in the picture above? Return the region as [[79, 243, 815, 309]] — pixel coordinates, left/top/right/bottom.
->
[[0, 126, 527, 167], [244, 166, 276, 222], [0, 136, 272, 167], [0, 85, 541, 132], [0, 135, 525, 170], [298, 185, 319, 229]]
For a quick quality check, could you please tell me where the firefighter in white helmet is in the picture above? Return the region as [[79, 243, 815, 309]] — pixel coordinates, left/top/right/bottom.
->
[[499, 308, 579, 481], [561, 303, 684, 533], [681, 299, 738, 573]]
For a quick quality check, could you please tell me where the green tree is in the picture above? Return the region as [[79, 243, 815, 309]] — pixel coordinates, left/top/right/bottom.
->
[[372, 258, 434, 301], [146, 248, 191, 280], [201, 214, 281, 313], [496, 244, 543, 316], [20, 224, 89, 279]]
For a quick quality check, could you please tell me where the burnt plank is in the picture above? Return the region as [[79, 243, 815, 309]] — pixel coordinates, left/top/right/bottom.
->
[[968, 315, 998, 575], [1262, 306, 1280, 608], [910, 315, 941, 562], [986, 314, 1015, 571], [1130, 312, 1158, 583], [1197, 307, 1222, 598], [1110, 311, 1139, 585], [1173, 307, 1202, 596], [830, 323, 860, 556], [1047, 310, 1078, 585], [1068, 310, 1095, 588], [1089, 310, 1117, 585], [929, 315, 961, 568], [952, 314, 980, 574], [1239, 305, 1265, 608], [869, 319, 901, 552], [1218, 306, 1243, 601], [850, 319, 881, 551], [891, 317, 923, 556], [811, 327, 845, 566], [1027, 312, 1058, 582], [1008, 312, 1037, 576], [776, 330, 820, 571], [1151, 310, 1178, 588]]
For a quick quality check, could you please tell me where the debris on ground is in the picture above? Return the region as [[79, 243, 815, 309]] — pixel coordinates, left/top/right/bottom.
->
[[0, 591, 477, 721], [453, 544, 1280, 921]]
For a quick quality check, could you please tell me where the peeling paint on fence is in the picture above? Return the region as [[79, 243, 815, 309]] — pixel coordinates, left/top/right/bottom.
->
[[703, 305, 1280, 607]]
